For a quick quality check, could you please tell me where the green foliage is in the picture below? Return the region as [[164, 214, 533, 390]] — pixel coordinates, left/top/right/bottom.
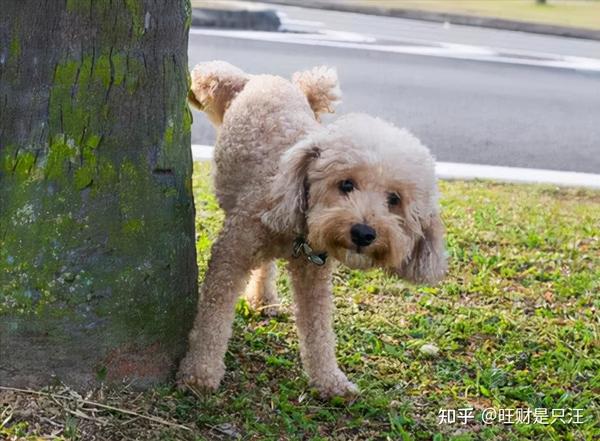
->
[[344, 0, 600, 30]]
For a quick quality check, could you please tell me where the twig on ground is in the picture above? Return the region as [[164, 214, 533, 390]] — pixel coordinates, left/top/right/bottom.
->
[[0, 385, 193, 432], [1, 408, 13, 429], [64, 407, 109, 425]]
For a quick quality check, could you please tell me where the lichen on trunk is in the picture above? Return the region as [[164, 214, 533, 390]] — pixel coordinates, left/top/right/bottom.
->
[[0, 0, 197, 389]]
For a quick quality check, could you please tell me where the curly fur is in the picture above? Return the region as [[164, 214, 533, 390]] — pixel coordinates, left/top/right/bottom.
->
[[292, 66, 341, 121], [179, 61, 447, 398]]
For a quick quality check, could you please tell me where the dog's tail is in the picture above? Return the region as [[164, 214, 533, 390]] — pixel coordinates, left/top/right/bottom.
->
[[188, 61, 249, 126], [292, 66, 341, 121]]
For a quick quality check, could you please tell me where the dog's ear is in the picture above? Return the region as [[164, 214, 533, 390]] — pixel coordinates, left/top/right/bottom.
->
[[392, 211, 447, 284], [261, 140, 320, 235], [188, 61, 249, 126]]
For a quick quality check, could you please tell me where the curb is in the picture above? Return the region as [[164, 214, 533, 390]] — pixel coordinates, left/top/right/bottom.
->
[[258, 0, 600, 41], [191, 145, 600, 190], [192, 3, 280, 31]]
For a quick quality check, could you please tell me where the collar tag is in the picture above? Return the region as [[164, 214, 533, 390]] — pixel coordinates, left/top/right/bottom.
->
[[293, 237, 328, 266]]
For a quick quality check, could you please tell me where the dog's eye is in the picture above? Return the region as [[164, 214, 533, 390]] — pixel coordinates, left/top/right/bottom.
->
[[339, 179, 355, 193], [388, 192, 401, 207]]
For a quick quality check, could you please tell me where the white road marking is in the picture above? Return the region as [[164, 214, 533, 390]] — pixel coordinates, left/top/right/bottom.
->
[[278, 16, 324, 28], [191, 145, 600, 189], [280, 18, 324, 27], [276, 10, 324, 28], [189, 28, 600, 72], [191, 144, 215, 161], [435, 162, 600, 189]]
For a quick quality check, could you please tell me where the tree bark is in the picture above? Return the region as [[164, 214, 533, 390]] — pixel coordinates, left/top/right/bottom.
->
[[0, 1, 197, 389]]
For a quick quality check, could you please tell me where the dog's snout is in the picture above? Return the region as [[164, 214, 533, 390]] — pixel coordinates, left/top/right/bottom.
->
[[350, 224, 376, 247]]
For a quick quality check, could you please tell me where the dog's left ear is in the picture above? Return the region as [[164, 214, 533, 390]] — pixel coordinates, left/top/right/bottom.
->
[[261, 139, 320, 235], [392, 211, 447, 285]]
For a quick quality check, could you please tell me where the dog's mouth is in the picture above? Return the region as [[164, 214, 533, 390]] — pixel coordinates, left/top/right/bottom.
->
[[321, 239, 378, 269], [312, 237, 385, 270], [341, 248, 374, 269]]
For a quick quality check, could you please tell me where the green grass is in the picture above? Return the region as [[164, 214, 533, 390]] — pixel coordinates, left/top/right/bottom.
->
[[213, 0, 600, 31], [357, 0, 600, 30], [1, 162, 599, 440]]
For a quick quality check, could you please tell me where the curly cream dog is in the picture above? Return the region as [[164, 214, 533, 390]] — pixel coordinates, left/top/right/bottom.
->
[[179, 61, 446, 398]]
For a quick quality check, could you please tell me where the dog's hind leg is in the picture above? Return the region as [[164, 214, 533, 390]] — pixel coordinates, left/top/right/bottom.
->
[[288, 259, 359, 399], [244, 261, 281, 316], [178, 217, 257, 392]]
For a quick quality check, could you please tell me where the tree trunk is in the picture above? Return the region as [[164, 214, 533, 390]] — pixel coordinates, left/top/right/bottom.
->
[[0, 1, 197, 389]]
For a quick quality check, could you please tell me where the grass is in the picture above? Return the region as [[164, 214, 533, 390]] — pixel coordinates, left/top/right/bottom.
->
[[1, 161, 599, 440], [356, 0, 600, 30]]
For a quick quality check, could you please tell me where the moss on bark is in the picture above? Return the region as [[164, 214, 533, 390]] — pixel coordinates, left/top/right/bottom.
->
[[0, 0, 197, 389]]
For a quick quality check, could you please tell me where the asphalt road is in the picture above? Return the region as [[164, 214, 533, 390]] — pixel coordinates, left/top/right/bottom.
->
[[189, 4, 600, 173]]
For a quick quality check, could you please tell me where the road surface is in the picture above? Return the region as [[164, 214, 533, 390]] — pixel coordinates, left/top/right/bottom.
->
[[188, 3, 600, 173]]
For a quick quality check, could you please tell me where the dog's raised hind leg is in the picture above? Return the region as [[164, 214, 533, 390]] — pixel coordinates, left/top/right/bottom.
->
[[288, 259, 359, 399], [178, 218, 256, 392], [244, 261, 281, 316]]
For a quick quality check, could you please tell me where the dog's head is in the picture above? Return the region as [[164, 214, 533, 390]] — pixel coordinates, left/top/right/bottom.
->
[[262, 114, 447, 284]]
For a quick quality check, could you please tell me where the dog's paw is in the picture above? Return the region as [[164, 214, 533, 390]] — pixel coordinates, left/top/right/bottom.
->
[[177, 357, 224, 394], [311, 370, 359, 399], [176, 371, 220, 394]]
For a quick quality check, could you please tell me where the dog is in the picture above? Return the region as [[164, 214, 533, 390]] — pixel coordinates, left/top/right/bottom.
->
[[179, 61, 446, 398]]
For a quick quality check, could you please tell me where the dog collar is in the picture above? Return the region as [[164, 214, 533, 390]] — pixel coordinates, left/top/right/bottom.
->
[[293, 237, 328, 266]]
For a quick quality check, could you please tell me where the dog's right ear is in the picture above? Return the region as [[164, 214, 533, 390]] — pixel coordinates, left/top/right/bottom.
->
[[188, 61, 249, 126], [261, 139, 321, 235]]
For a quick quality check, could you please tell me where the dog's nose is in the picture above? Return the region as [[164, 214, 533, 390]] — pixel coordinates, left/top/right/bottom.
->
[[350, 224, 377, 247]]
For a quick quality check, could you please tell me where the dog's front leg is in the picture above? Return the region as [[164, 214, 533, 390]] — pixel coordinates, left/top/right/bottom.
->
[[178, 219, 256, 392], [288, 259, 359, 399]]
